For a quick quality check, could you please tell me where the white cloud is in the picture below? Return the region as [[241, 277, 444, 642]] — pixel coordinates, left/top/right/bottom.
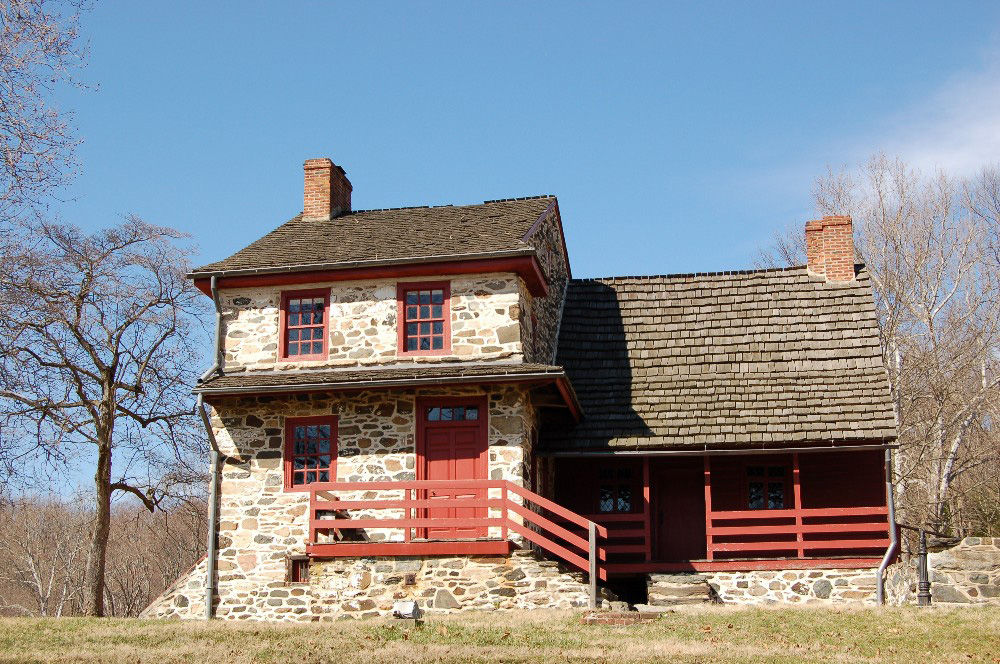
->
[[879, 56, 1000, 175]]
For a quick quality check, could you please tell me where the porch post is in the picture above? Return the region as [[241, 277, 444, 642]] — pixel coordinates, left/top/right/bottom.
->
[[703, 455, 713, 561], [792, 453, 803, 558], [642, 456, 652, 561], [588, 521, 598, 609]]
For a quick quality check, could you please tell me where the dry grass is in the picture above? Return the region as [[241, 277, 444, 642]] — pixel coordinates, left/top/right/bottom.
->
[[0, 605, 997, 663]]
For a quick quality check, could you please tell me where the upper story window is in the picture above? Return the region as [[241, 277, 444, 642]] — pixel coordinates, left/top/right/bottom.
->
[[746, 465, 787, 510], [397, 281, 450, 355], [284, 415, 337, 490], [280, 289, 329, 360]]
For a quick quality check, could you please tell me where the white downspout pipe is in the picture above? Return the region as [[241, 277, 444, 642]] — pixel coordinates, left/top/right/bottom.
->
[[199, 275, 223, 618]]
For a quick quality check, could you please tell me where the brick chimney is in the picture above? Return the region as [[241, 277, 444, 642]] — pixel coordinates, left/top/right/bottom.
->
[[805, 215, 855, 282], [303, 158, 352, 220]]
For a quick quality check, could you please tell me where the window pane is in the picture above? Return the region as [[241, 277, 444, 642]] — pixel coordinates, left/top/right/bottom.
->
[[431, 337, 443, 350], [768, 466, 785, 477], [407, 323, 418, 335], [768, 484, 784, 509], [289, 300, 301, 313], [748, 482, 765, 509], [318, 471, 329, 483], [318, 425, 330, 438], [427, 407, 440, 421], [441, 408, 452, 421], [599, 487, 614, 513], [289, 313, 300, 326], [432, 305, 442, 318], [294, 426, 306, 441], [407, 338, 418, 351], [313, 327, 324, 340], [465, 407, 478, 420], [318, 455, 331, 468], [407, 306, 418, 319], [317, 439, 330, 453], [420, 322, 431, 334], [306, 471, 316, 484], [313, 310, 323, 324], [406, 291, 418, 305], [419, 291, 431, 304], [432, 321, 443, 334], [294, 456, 305, 469], [287, 342, 299, 355], [288, 329, 300, 341], [312, 342, 322, 354], [454, 407, 464, 420], [747, 466, 764, 477], [431, 290, 443, 304], [419, 337, 430, 350], [420, 305, 430, 318], [617, 485, 632, 512]]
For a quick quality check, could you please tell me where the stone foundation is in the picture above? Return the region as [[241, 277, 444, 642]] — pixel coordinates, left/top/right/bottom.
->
[[887, 537, 1000, 605], [704, 568, 878, 604], [143, 550, 605, 621]]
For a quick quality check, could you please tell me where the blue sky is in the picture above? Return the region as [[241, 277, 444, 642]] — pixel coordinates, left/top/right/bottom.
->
[[54, 0, 1000, 278]]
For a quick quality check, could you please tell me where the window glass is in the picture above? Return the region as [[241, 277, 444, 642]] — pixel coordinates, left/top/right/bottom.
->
[[401, 285, 447, 352], [288, 418, 336, 487], [285, 293, 326, 358]]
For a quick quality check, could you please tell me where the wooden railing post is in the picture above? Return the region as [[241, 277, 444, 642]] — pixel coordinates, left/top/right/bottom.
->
[[792, 453, 803, 558], [703, 455, 713, 561], [588, 521, 598, 609], [403, 487, 411, 543], [501, 482, 508, 542]]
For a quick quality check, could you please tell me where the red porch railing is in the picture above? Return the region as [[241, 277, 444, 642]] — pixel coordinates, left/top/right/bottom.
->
[[307, 480, 609, 605], [705, 506, 890, 560]]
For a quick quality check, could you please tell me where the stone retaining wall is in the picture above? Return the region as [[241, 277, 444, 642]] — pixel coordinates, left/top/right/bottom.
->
[[887, 537, 1000, 605]]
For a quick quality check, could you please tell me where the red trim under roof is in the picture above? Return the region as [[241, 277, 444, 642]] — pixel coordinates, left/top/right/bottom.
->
[[193, 255, 550, 297]]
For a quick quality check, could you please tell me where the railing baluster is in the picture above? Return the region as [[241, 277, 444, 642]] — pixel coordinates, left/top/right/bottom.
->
[[403, 487, 411, 543], [501, 483, 508, 542]]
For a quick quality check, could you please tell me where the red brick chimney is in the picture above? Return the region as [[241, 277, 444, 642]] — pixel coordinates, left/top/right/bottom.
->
[[303, 158, 352, 220], [805, 215, 855, 282]]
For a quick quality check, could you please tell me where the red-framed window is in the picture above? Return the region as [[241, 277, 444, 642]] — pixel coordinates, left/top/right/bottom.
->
[[397, 281, 450, 355], [284, 415, 338, 490], [745, 464, 788, 510], [279, 289, 330, 361]]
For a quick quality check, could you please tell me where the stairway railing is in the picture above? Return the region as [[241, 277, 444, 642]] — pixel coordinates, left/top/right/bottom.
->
[[309, 479, 608, 607]]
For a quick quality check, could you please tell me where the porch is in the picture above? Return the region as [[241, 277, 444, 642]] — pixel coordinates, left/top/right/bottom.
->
[[304, 448, 891, 581]]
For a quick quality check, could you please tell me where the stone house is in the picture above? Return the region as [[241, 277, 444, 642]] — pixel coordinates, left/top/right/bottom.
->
[[144, 158, 898, 620]]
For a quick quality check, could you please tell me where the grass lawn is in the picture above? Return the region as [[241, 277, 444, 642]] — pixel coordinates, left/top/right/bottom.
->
[[0, 606, 997, 663]]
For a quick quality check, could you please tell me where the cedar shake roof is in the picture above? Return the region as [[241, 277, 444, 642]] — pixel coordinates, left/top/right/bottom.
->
[[191, 196, 556, 275], [545, 265, 897, 451], [195, 362, 567, 394]]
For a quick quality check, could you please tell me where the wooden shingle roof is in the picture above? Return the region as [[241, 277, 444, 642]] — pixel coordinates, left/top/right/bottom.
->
[[191, 197, 555, 275], [545, 265, 897, 451]]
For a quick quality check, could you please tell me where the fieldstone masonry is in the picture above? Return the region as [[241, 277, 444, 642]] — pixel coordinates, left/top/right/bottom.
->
[[703, 568, 879, 604], [886, 537, 1000, 606], [221, 273, 525, 372]]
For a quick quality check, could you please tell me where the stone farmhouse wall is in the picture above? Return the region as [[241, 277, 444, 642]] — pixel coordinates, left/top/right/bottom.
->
[[705, 568, 879, 604], [143, 551, 598, 621], [521, 207, 570, 364], [150, 384, 535, 621], [221, 272, 525, 372]]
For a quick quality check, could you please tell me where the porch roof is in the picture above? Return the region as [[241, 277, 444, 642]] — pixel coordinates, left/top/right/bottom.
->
[[194, 362, 573, 397], [544, 265, 898, 451]]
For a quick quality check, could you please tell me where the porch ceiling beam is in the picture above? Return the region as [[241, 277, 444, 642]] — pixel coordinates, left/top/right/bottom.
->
[[538, 443, 897, 457]]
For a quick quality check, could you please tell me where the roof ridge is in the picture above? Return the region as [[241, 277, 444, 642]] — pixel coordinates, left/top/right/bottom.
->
[[482, 194, 555, 203], [574, 264, 813, 282]]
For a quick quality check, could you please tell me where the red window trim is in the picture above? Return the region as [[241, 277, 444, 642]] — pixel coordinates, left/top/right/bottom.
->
[[278, 288, 331, 362], [396, 280, 451, 356], [741, 459, 791, 510], [283, 415, 338, 492]]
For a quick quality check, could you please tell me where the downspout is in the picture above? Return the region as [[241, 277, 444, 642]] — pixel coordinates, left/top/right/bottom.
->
[[876, 447, 899, 605], [198, 274, 223, 619]]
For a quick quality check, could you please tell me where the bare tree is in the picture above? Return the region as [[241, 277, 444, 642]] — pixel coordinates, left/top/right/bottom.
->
[[0, 217, 209, 615], [0, 0, 89, 218], [758, 154, 1000, 533], [0, 496, 88, 616]]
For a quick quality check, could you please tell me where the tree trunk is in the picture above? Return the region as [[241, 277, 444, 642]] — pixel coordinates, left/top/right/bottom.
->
[[84, 440, 112, 616]]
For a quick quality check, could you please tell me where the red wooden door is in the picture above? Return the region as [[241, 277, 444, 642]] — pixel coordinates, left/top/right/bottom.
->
[[652, 458, 707, 561], [417, 398, 488, 540]]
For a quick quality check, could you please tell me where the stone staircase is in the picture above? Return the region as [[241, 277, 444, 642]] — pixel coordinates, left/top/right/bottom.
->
[[636, 573, 716, 612]]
